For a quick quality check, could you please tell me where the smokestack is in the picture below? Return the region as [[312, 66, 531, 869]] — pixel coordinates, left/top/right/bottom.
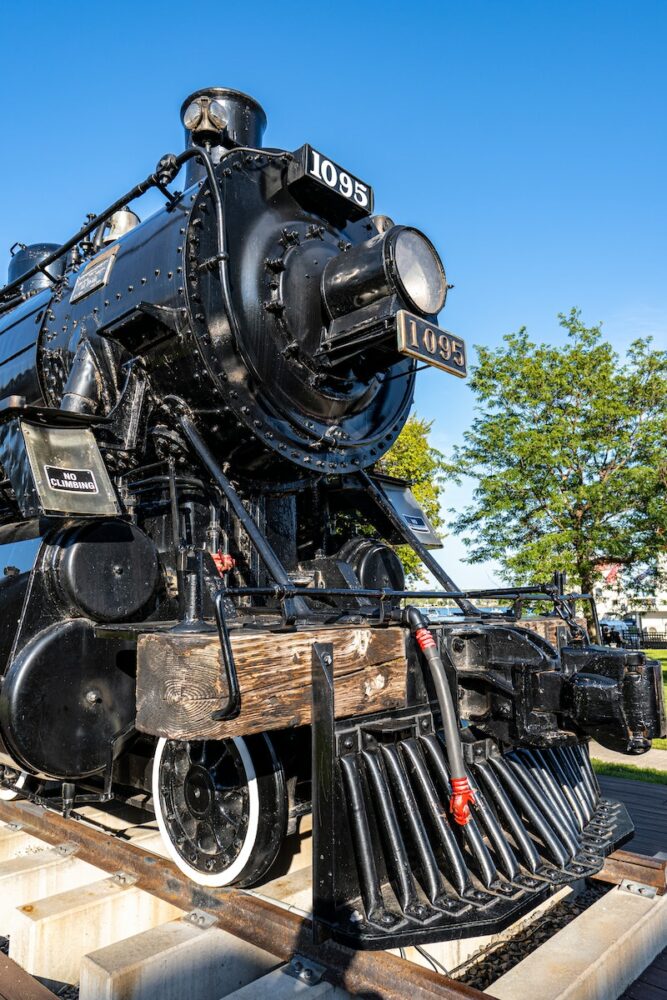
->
[[180, 87, 267, 186]]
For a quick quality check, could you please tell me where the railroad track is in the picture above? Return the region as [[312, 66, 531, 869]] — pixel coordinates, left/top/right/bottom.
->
[[0, 798, 664, 1000]]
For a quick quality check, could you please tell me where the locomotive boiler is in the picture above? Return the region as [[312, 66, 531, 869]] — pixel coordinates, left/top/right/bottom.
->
[[0, 87, 663, 949]]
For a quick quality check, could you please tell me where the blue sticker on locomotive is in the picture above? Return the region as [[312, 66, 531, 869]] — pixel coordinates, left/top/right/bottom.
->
[[44, 465, 99, 494], [404, 514, 429, 532]]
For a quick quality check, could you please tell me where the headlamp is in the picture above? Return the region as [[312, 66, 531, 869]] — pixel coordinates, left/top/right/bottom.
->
[[182, 98, 227, 134], [389, 228, 446, 316], [322, 225, 447, 322]]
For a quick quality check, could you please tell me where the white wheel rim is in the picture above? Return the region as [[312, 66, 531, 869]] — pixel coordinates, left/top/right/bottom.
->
[[152, 736, 260, 887], [0, 770, 28, 801]]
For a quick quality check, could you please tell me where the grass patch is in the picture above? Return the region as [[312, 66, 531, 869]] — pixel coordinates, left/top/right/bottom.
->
[[591, 759, 667, 785], [645, 649, 667, 749]]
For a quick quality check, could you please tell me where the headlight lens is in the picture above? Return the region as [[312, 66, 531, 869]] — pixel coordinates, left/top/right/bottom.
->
[[391, 228, 446, 316], [208, 100, 227, 131], [183, 100, 203, 130]]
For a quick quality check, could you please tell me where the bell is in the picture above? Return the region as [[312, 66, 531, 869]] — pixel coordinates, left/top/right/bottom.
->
[[102, 207, 141, 244]]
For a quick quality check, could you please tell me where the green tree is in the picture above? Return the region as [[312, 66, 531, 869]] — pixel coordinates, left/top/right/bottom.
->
[[451, 310, 667, 600], [377, 415, 448, 582]]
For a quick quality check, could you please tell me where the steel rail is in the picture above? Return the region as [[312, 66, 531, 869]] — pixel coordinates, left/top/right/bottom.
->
[[591, 848, 667, 895], [0, 798, 491, 1000]]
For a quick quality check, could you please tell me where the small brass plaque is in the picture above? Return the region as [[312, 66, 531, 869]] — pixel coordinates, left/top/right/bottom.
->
[[71, 245, 118, 303], [396, 310, 467, 378]]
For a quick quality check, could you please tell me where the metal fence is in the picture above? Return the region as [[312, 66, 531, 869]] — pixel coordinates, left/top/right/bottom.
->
[[641, 633, 667, 650]]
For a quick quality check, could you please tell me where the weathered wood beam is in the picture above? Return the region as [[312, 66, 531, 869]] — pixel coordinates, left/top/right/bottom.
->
[[136, 626, 407, 740]]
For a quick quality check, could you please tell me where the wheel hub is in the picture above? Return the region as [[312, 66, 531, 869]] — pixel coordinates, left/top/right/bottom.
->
[[184, 765, 214, 817]]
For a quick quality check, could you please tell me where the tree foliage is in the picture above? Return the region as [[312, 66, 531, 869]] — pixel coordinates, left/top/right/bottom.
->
[[451, 310, 667, 596], [377, 415, 448, 581]]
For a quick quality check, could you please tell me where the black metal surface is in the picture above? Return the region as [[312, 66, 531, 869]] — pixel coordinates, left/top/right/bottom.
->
[[179, 413, 307, 623], [312, 642, 339, 939], [0, 617, 136, 778], [185, 148, 417, 474], [336, 537, 405, 592], [563, 644, 666, 753], [0, 294, 50, 408], [7, 243, 65, 294], [47, 519, 159, 622], [181, 87, 267, 186], [211, 589, 241, 721]]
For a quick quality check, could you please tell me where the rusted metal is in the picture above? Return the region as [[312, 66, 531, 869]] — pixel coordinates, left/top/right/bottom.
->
[[0, 799, 491, 1000], [592, 849, 667, 895], [0, 954, 55, 1000]]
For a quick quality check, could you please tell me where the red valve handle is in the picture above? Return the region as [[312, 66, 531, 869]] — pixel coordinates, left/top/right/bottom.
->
[[212, 552, 235, 574]]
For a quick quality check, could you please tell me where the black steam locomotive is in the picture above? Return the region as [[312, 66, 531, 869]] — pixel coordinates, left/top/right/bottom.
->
[[0, 88, 663, 948]]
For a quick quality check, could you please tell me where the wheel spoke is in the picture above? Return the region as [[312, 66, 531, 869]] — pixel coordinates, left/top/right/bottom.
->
[[196, 822, 218, 854], [173, 748, 191, 777]]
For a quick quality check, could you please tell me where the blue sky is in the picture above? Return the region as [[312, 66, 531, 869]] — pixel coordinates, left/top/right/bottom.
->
[[1, 1, 665, 588]]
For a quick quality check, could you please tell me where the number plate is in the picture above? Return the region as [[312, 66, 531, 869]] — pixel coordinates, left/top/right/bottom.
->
[[396, 311, 467, 378], [288, 145, 373, 220], [304, 146, 372, 211]]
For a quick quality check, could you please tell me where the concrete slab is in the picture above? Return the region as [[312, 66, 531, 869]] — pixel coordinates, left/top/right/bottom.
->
[[253, 866, 312, 915], [9, 874, 182, 986], [490, 884, 667, 1000], [0, 847, 104, 930], [79, 916, 279, 1000], [224, 966, 351, 999], [0, 822, 42, 863]]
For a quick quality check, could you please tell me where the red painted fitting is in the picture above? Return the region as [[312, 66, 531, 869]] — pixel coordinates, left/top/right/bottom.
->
[[414, 627, 436, 651], [212, 552, 236, 575], [449, 776, 475, 826]]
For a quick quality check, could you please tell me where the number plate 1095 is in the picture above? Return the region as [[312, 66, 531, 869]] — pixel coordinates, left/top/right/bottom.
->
[[305, 146, 372, 210], [396, 311, 467, 378]]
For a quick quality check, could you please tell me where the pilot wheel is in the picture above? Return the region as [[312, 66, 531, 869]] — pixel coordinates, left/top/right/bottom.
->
[[152, 733, 287, 887]]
